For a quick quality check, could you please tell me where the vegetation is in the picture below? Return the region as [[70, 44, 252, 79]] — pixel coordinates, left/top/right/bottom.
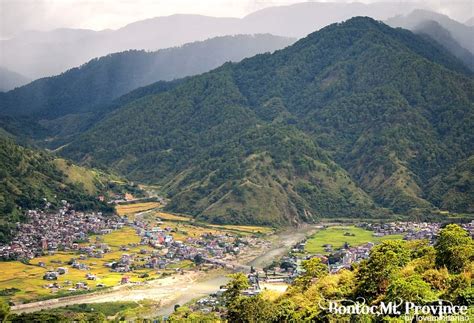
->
[[115, 202, 161, 216], [304, 226, 404, 253], [0, 35, 294, 144], [0, 227, 159, 303], [0, 136, 113, 243], [9, 310, 105, 322], [59, 17, 474, 225], [3, 301, 140, 322], [169, 224, 474, 321]]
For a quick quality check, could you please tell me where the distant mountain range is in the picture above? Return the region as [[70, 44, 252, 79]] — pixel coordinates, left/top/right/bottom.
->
[[1, 2, 426, 79], [0, 67, 30, 92], [412, 21, 474, 71], [387, 10, 474, 55], [52, 18, 473, 225], [0, 34, 294, 140]]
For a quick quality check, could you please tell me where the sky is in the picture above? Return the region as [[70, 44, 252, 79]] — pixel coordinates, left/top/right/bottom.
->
[[1, 0, 473, 39]]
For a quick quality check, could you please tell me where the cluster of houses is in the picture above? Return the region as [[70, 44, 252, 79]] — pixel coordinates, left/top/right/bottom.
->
[[281, 221, 473, 274], [96, 226, 260, 273], [0, 203, 124, 260], [358, 222, 442, 242]]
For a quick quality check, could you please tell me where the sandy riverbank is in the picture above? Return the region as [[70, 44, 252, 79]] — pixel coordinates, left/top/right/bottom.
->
[[11, 224, 319, 315]]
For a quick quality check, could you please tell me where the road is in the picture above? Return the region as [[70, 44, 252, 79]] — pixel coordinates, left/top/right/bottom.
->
[[11, 224, 320, 316]]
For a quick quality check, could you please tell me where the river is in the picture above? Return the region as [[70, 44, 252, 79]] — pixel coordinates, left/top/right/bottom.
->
[[11, 224, 319, 316]]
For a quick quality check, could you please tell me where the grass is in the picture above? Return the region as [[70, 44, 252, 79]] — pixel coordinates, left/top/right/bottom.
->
[[53, 159, 99, 194], [305, 226, 404, 254], [116, 202, 161, 216], [52, 301, 140, 317], [0, 227, 162, 304]]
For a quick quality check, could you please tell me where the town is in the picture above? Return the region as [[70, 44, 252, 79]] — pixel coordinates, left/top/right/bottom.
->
[[187, 220, 474, 315], [2, 200, 473, 304], [0, 200, 271, 298]]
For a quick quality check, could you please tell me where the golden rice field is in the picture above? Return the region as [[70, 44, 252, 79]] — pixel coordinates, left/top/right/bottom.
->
[[0, 227, 162, 304], [155, 212, 191, 222], [208, 224, 274, 235], [115, 202, 161, 216], [0, 204, 274, 303]]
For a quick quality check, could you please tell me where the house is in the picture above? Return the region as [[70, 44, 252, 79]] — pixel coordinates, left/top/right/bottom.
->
[[43, 271, 59, 280]]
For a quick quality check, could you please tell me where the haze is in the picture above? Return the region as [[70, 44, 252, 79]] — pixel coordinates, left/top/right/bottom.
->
[[1, 0, 472, 39]]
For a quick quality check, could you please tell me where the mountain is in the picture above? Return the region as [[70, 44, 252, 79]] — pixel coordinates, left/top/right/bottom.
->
[[465, 17, 474, 26], [386, 10, 474, 54], [0, 135, 114, 243], [1, 2, 425, 79], [0, 67, 30, 92], [0, 34, 294, 139], [61, 18, 474, 225], [412, 20, 474, 71], [427, 156, 474, 213]]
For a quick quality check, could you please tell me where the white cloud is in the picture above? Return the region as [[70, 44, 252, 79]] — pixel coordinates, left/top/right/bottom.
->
[[0, 0, 472, 39]]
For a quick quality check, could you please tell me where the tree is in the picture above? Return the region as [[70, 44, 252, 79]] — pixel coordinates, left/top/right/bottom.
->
[[223, 273, 250, 304], [293, 257, 328, 290], [435, 224, 474, 273], [227, 294, 277, 322], [0, 299, 9, 322], [385, 275, 437, 304], [193, 254, 204, 265], [355, 240, 411, 301]]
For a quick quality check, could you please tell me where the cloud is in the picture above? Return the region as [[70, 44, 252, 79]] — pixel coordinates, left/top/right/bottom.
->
[[0, 0, 472, 39]]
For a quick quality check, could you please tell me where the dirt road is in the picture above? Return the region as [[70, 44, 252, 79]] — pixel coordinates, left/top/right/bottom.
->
[[11, 224, 318, 315]]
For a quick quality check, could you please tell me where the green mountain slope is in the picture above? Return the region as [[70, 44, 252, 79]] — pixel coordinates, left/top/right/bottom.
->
[[61, 17, 474, 223], [413, 20, 474, 71], [0, 136, 112, 243], [0, 35, 293, 123], [427, 156, 474, 213]]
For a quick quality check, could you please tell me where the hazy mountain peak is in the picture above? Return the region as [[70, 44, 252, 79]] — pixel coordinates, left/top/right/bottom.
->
[[0, 2, 429, 79], [386, 9, 474, 55], [0, 67, 31, 92]]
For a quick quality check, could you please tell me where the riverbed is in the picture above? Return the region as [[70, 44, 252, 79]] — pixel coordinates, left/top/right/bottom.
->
[[11, 224, 319, 316]]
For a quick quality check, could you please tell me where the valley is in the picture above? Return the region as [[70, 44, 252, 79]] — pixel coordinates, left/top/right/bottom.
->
[[1, 3, 473, 321]]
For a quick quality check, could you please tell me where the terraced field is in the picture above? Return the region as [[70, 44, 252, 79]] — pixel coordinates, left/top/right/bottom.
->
[[116, 202, 161, 216]]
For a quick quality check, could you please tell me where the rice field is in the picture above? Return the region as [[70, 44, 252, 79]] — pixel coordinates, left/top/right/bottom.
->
[[304, 226, 404, 254], [155, 212, 192, 222], [116, 202, 161, 216], [0, 227, 161, 304], [208, 224, 274, 235]]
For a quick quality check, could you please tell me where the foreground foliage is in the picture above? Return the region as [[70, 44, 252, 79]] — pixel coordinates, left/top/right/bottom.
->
[[169, 224, 474, 321]]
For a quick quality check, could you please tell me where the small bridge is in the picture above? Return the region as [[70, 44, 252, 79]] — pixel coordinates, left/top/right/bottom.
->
[[202, 257, 261, 273]]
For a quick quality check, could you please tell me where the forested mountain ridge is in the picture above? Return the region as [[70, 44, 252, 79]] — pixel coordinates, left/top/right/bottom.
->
[[61, 17, 474, 224], [412, 21, 474, 72], [0, 34, 294, 142]]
